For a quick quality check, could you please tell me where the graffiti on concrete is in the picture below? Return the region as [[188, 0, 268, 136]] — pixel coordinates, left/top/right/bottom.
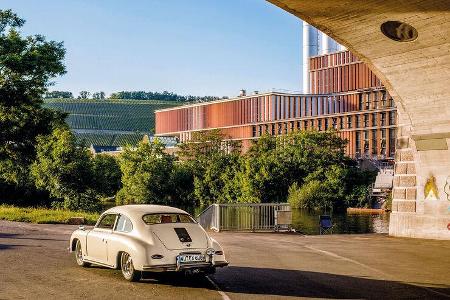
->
[[445, 176, 450, 201], [424, 175, 439, 200], [445, 176, 450, 213]]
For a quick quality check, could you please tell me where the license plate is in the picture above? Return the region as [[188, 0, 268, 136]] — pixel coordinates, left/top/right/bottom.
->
[[179, 254, 206, 263]]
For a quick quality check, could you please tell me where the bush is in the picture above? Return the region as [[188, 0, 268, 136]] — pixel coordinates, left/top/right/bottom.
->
[[288, 180, 328, 210]]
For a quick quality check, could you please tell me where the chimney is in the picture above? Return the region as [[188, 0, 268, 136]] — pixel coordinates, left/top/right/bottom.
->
[[239, 89, 247, 97], [253, 90, 259, 95]]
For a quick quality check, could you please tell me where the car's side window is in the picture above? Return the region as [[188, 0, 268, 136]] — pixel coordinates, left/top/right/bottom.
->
[[115, 215, 133, 233], [97, 214, 117, 229]]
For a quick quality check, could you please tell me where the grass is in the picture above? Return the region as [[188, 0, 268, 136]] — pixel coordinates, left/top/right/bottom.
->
[[0, 205, 99, 225]]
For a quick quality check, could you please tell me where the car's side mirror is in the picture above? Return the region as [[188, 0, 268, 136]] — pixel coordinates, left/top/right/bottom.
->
[[78, 225, 86, 231]]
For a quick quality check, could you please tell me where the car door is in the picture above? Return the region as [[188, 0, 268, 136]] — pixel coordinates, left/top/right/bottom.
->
[[86, 214, 117, 265]]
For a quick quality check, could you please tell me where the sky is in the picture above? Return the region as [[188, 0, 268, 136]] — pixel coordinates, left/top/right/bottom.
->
[[4, 0, 302, 98]]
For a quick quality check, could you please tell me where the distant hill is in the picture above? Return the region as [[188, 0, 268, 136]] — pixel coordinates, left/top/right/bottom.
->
[[43, 98, 180, 146]]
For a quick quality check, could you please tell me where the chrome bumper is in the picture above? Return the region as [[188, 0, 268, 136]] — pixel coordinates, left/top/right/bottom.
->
[[142, 261, 228, 272]]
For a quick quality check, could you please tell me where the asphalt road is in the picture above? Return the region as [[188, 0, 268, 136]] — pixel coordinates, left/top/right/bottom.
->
[[1, 220, 449, 299]]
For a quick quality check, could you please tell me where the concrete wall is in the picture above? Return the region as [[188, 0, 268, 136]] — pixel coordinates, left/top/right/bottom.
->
[[267, 0, 450, 239]]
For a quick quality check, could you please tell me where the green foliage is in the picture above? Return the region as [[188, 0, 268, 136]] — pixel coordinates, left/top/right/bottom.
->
[[109, 90, 221, 102], [288, 181, 324, 210], [0, 204, 99, 225], [178, 130, 242, 207], [91, 154, 122, 197], [0, 9, 66, 189], [116, 140, 174, 205], [43, 98, 179, 132], [45, 91, 73, 99], [31, 127, 101, 212]]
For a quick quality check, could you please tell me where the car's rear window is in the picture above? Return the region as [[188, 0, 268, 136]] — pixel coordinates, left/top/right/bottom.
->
[[142, 213, 196, 225]]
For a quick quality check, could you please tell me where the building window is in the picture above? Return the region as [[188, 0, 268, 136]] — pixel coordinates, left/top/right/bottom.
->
[[258, 125, 263, 136], [290, 122, 294, 132], [364, 130, 370, 156], [284, 123, 288, 134], [358, 93, 364, 110], [389, 111, 396, 125], [380, 112, 386, 126], [332, 118, 337, 129], [297, 121, 301, 130], [310, 120, 314, 129], [252, 126, 257, 137], [372, 113, 377, 127], [365, 93, 370, 109], [347, 116, 352, 128], [278, 123, 282, 135], [364, 114, 369, 127], [324, 118, 329, 130], [389, 128, 396, 157], [355, 115, 360, 128], [381, 91, 387, 107], [339, 116, 344, 129], [373, 92, 378, 109], [355, 131, 361, 157], [303, 120, 308, 130], [318, 119, 322, 131], [271, 124, 275, 135], [372, 129, 377, 155], [389, 95, 395, 107]]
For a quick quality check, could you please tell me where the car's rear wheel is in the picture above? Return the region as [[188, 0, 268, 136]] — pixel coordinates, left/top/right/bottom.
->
[[120, 252, 141, 282], [74, 240, 90, 267]]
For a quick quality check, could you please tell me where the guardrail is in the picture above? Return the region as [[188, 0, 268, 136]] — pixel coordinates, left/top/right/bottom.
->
[[197, 203, 291, 232]]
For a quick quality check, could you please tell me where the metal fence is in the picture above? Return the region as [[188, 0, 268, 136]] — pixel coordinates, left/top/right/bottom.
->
[[197, 203, 291, 232]]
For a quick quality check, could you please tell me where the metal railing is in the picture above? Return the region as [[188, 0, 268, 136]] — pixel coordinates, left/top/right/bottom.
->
[[197, 203, 291, 232]]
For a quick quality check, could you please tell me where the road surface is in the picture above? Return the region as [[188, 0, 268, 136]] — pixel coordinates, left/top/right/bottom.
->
[[1, 220, 449, 299]]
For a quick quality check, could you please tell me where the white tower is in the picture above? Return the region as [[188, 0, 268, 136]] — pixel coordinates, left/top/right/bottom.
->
[[302, 21, 346, 93], [302, 21, 319, 93]]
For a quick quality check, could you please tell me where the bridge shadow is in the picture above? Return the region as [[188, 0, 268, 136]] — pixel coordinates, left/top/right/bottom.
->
[[212, 266, 450, 299]]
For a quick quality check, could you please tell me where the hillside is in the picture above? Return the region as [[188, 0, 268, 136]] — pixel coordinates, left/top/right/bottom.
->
[[43, 98, 180, 146]]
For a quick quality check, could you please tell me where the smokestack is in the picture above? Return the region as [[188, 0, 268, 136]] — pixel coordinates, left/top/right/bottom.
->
[[321, 32, 329, 55], [302, 21, 318, 94], [321, 32, 341, 55]]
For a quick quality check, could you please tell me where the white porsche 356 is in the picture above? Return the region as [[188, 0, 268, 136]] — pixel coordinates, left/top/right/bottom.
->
[[69, 205, 228, 281]]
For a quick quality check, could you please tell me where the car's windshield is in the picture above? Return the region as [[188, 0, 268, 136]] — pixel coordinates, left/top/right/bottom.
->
[[142, 213, 196, 225]]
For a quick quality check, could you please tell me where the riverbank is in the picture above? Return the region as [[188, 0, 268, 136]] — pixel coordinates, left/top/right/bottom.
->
[[0, 205, 99, 225]]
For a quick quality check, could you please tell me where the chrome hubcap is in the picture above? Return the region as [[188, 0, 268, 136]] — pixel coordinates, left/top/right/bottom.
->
[[121, 253, 133, 278], [75, 241, 83, 264]]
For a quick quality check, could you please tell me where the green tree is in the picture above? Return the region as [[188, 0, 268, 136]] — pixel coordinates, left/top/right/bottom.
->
[[177, 130, 241, 207], [31, 127, 101, 211], [91, 154, 122, 198], [0, 9, 66, 189], [78, 91, 90, 99], [116, 140, 174, 205]]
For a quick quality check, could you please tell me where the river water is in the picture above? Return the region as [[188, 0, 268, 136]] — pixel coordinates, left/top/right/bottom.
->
[[291, 209, 390, 235]]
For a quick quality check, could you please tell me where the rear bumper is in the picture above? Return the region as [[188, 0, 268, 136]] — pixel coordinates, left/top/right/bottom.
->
[[142, 260, 229, 272]]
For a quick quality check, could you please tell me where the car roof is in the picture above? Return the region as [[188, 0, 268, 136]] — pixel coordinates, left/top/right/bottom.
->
[[104, 204, 189, 221]]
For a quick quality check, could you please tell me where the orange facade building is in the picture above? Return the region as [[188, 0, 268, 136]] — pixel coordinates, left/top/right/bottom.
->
[[155, 50, 397, 160]]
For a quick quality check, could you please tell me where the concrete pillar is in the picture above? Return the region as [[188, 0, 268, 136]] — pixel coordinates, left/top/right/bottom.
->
[[389, 107, 450, 240]]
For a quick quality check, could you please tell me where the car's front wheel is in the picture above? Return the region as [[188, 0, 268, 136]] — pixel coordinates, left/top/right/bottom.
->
[[74, 239, 90, 267], [120, 252, 141, 282]]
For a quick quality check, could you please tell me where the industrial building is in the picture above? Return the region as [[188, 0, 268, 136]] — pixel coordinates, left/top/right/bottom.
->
[[155, 22, 397, 160]]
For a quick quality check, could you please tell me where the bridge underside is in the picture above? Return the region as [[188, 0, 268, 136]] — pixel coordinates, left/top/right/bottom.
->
[[267, 0, 450, 239]]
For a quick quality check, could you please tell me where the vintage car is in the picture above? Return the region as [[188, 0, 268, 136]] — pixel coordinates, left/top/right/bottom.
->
[[69, 205, 228, 281]]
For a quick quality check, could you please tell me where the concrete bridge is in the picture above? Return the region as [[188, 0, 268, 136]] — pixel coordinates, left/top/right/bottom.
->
[[267, 0, 450, 239]]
